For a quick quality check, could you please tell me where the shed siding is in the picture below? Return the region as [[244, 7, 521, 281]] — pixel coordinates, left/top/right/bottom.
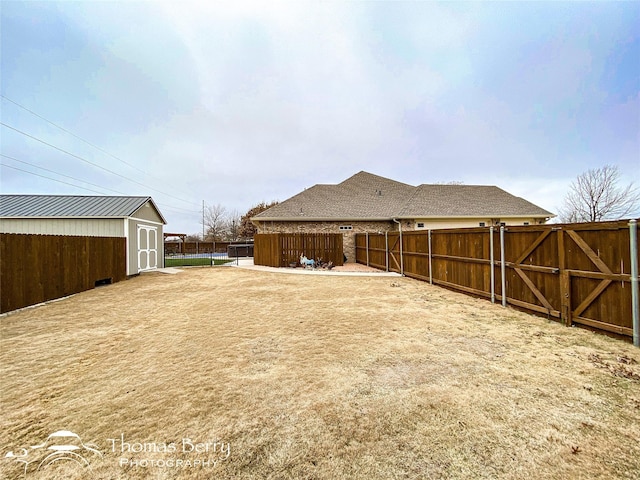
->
[[127, 218, 164, 274], [0, 218, 124, 237], [131, 202, 165, 224]]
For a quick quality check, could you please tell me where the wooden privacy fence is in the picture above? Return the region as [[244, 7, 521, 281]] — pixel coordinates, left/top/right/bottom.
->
[[1, 233, 127, 313], [356, 220, 640, 342], [254, 233, 343, 267]]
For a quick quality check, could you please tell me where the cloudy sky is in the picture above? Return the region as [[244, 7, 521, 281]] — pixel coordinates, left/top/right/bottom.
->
[[1, 1, 638, 234]]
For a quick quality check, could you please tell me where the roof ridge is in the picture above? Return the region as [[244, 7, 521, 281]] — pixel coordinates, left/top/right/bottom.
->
[[252, 172, 554, 221], [339, 171, 415, 188]]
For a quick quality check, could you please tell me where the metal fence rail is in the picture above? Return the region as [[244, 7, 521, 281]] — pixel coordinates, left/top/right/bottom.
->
[[164, 252, 238, 267], [165, 241, 233, 255], [164, 242, 253, 267], [356, 220, 640, 342]]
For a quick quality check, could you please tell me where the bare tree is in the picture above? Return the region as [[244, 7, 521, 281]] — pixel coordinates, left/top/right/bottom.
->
[[559, 165, 640, 222], [239, 201, 279, 239], [225, 209, 242, 241], [201, 203, 228, 241]]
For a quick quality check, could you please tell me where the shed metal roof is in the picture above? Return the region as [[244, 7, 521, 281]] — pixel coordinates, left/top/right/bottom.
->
[[0, 195, 167, 223]]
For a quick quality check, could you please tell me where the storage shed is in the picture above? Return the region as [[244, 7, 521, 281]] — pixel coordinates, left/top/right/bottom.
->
[[0, 195, 167, 275]]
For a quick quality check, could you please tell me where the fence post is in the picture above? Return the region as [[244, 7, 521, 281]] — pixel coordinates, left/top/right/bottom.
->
[[366, 232, 370, 266], [428, 229, 433, 285], [630, 220, 639, 347], [385, 231, 389, 272], [500, 226, 506, 307], [400, 224, 404, 275], [489, 227, 495, 303]]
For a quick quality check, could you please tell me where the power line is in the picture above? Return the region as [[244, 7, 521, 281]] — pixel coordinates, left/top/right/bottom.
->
[[155, 202, 201, 215], [1, 163, 112, 195], [1, 121, 198, 206], [2, 152, 201, 214], [1, 94, 148, 175], [1, 153, 128, 195], [1, 95, 200, 203]]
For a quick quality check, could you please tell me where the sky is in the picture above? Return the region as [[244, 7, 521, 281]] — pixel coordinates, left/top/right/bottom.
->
[[1, 1, 638, 235]]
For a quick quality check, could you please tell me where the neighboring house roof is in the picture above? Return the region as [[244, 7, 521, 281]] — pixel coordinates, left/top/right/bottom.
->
[[255, 173, 415, 220], [252, 171, 554, 221], [0, 195, 167, 224], [398, 184, 553, 218]]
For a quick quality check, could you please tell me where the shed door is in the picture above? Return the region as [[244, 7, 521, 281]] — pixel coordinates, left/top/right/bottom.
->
[[137, 225, 158, 272]]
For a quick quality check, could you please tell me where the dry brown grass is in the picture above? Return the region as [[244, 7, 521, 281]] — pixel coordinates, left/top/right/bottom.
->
[[1, 267, 639, 480]]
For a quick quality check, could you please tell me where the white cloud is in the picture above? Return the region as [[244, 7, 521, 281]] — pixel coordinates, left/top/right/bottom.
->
[[2, 1, 638, 233]]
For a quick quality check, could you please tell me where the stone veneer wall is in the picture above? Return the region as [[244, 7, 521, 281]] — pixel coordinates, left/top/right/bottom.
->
[[254, 218, 547, 262], [255, 220, 398, 263]]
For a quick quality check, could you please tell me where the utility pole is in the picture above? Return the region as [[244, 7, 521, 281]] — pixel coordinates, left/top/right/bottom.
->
[[202, 200, 205, 241]]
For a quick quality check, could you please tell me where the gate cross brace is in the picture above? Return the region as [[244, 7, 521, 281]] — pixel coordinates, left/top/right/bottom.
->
[[513, 268, 554, 311], [565, 230, 614, 319], [512, 230, 554, 313]]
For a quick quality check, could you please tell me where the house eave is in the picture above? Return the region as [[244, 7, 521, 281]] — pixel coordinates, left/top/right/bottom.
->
[[251, 216, 394, 222], [252, 213, 555, 222], [394, 214, 555, 220]]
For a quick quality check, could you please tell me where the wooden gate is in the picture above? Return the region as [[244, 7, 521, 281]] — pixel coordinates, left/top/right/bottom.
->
[[355, 220, 638, 340], [502, 224, 633, 336], [388, 233, 402, 273], [561, 226, 633, 336], [502, 228, 560, 318]]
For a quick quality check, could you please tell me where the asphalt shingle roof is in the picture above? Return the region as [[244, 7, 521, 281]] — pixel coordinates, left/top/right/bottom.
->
[[399, 184, 553, 218], [253, 171, 554, 221], [0, 195, 167, 223]]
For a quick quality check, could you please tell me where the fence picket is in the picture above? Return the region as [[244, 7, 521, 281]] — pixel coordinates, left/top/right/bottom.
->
[[1, 233, 126, 313], [254, 233, 343, 267], [356, 220, 639, 341]]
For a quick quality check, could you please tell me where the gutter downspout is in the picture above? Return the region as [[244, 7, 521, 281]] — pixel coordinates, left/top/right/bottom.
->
[[393, 218, 404, 275]]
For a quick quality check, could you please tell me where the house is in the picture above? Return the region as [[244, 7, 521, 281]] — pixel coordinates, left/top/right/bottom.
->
[[0, 195, 167, 275], [251, 171, 554, 262]]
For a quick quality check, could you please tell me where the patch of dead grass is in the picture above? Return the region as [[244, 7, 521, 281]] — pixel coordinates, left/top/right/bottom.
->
[[1, 268, 639, 479]]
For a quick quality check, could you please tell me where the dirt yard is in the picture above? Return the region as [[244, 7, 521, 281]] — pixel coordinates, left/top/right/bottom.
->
[[1, 266, 639, 479]]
